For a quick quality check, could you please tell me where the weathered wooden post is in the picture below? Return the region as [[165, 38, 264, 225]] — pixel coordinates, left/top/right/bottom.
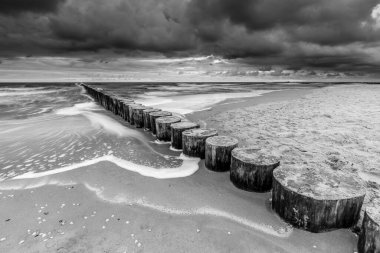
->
[[358, 200, 380, 253], [170, 122, 200, 150], [120, 100, 134, 121], [205, 136, 238, 172], [128, 104, 143, 125], [230, 148, 280, 192], [155, 116, 181, 141], [182, 128, 218, 158], [110, 96, 119, 115], [149, 111, 172, 135], [133, 106, 152, 128], [143, 108, 162, 130], [272, 163, 366, 232], [123, 102, 139, 122]]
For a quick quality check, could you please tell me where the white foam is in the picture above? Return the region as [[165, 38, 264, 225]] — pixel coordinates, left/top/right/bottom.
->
[[56, 102, 99, 115], [135, 91, 274, 115], [153, 140, 171, 145], [56, 102, 171, 158], [12, 154, 200, 180], [169, 146, 182, 152], [56, 102, 146, 138]]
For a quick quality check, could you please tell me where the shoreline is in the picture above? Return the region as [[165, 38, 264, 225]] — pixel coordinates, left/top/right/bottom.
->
[[187, 88, 314, 127], [0, 84, 374, 252]]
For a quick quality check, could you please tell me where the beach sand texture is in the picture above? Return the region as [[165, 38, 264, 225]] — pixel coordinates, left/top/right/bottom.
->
[[207, 84, 380, 210]]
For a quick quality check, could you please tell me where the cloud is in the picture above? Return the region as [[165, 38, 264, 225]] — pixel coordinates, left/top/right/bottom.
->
[[0, 0, 65, 14], [48, 0, 196, 53], [0, 0, 380, 78], [371, 4, 380, 29]]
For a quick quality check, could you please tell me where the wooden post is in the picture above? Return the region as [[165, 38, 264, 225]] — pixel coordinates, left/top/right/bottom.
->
[[155, 116, 181, 141], [120, 100, 134, 121], [133, 106, 152, 128], [272, 163, 366, 233], [205, 136, 238, 172], [358, 200, 380, 253], [230, 148, 279, 192], [128, 104, 143, 125], [182, 128, 218, 158], [124, 102, 139, 122], [149, 111, 172, 135], [170, 122, 200, 150], [143, 109, 162, 130]]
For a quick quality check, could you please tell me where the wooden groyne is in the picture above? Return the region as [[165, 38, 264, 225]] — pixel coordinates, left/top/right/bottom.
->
[[81, 83, 371, 248]]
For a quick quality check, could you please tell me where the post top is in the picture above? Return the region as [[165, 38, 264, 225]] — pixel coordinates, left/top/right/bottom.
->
[[156, 116, 181, 124], [171, 121, 199, 130], [273, 162, 366, 200], [182, 128, 218, 138], [143, 108, 162, 113], [232, 148, 279, 165], [149, 111, 172, 117], [206, 136, 239, 147]]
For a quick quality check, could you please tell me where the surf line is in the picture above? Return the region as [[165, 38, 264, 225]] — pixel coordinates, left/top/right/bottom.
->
[[12, 154, 200, 180], [56, 102, 169, 158], [84, 182, 293, 238]]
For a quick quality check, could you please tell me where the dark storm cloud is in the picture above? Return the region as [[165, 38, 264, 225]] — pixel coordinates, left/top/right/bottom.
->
[[0, 0, 380, 76], [48, 0, 196, 53], [187, 0, 380, 48], [0, 0, 65, 14]]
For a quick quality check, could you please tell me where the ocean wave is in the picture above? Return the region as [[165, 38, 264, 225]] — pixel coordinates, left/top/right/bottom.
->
[[11, 154, 200, 180]]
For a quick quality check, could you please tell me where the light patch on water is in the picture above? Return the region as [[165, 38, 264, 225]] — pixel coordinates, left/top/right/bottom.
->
[[0, 89, 62, 97], [12, 154, 200, 180], [135, 90, 274, 115]]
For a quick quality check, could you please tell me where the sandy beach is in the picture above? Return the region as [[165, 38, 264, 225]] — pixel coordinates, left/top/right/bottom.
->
[[203, 84, 380, 217], [0, 83, 378, 252]]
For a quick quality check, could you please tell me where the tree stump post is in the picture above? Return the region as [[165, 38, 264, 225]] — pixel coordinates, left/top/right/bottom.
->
[[230, 148, 280, 192], [205, 136, 238, 172], [358, 200, 380, 253], [182, 128, 218, 158], [155, 116, 181, 141], [272, 163, 366, 233], [119, 99, 134, 120], [133, 106, 152, 128], [128, 104, 143, 125], [123, 102, 138, 122], [149, 111, 172, 135], [143, 109, 162, 130], [170, 122, 200, 150]]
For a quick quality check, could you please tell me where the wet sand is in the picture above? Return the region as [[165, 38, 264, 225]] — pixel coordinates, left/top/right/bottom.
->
[[0, 161, 357, 253]]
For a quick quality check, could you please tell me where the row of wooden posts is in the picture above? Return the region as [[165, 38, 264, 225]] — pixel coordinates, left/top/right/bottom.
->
[[81, 84, 378, 253]]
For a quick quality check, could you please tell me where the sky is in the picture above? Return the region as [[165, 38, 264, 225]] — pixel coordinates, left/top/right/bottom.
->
[[1, 0, 380, 82]]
